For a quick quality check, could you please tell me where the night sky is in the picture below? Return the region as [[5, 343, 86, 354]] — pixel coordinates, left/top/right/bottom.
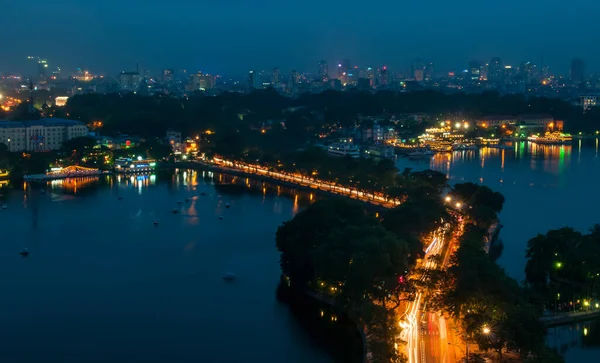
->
[[1, 0, 598, 76]]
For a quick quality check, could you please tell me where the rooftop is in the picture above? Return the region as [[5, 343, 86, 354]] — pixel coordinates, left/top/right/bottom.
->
[[0, 118, 85, 128]]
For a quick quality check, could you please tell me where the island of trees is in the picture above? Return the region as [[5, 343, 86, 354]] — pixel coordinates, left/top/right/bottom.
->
[[276, 169, 564, 362]]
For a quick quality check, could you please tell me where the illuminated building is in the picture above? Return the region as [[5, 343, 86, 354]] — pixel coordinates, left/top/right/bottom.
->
[[119, 71, 141, 92], [337, 60, 351, 85], [0, 118, 88, 152], [476, 116, 517, 128], [488, 57, 503, 82], [55, 96, 68, 107], [162, 69, 174, 83], [318, 60, 328, 82], [186, 72, 215, 91], [468, 60, 481, 81], [37, 58, 49, 83], [581, 95, 598, 112], [166, 130, 182, 153], [248, 70, 261, 91], [570, 58, 585, 83], [378, 66, 388, 87]]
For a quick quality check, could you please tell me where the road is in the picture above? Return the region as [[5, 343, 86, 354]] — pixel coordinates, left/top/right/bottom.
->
[[401, 222, 465, 363], [205, 158, 401, 208]]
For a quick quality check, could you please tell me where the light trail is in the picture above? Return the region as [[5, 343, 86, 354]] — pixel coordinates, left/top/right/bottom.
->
[[401, 229, 448, 363]]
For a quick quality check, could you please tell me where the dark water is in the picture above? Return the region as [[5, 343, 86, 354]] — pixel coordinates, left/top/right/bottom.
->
[[0, 170, 333, 363], [396, 139, 600, 360]]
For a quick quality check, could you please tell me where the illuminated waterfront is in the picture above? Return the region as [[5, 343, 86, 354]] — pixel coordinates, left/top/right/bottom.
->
[[0, 171, 333, 363], [397, 139, 600, 361]]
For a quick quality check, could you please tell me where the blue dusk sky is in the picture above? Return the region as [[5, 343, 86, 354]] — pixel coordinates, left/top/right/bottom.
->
[[0, 0, 598, 76]]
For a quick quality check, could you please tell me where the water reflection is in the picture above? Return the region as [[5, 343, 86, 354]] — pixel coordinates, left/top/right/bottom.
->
[[547, 319, 600, 359], [427, 143, 573, 177]]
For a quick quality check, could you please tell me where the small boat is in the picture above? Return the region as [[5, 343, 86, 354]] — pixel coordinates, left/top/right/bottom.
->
[[225, 203, 231, 208], [118, 196, 123, 200], [1, 204, 7, 210], [200, 192, 207, 196], [185, 198, 190, 202], [219, 216, 224, 220], [177, 201, 182, 204], [154, 220, 160, 225], [223, 272, 235, 281], [171, 209, 179, 214], [20, 249, 29, 257], [40, 189, 46, 194]]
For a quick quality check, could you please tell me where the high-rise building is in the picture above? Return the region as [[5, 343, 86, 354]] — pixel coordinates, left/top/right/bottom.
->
[[37, 58, 49, 84], [378, 66, 388, 87], [519, 62, 535, 83], [468, 60, 481, 81], [271, 68, 280, 86], [479, 64, 489, 81], [488, 57, 503, 82], [186, 72, 215, 91], [248, 70, 261, 91], [289, 70, 299, 86], [412, 59, 426, 81], [162, 69, 174, 83], [571, 58, 585, 83], [119, 71, 141, 92], [318, 60, 328, 82], [424, 62, 435, 81], [337, 59, 351, 85]]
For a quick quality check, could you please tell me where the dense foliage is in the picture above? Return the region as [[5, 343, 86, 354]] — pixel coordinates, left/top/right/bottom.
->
[[525, 225, 600, 313], [276, 199, 412, 363], [428, 184, 563, 361], [60, 89, 600, 142], [275, 167, 449, 363]]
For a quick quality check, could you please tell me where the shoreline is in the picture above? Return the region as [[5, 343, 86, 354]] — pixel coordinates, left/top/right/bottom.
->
[[277, 278, 366, 363]]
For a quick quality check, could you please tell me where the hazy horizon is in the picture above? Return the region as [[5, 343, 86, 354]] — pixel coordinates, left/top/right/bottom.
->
[[1, 0, 598, 77]]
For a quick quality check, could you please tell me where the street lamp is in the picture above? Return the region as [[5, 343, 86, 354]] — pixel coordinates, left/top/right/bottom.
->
[[448, 342, 468, 363], [455, 202, 462, 209], [445, 196, 452, 202], [482, 325, 491, 335]]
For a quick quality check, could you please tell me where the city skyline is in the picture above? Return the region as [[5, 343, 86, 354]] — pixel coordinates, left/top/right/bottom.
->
[[1, 0, 599, 76]]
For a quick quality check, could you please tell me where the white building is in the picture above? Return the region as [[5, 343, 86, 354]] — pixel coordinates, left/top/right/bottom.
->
[[0, 118, 88, 152]]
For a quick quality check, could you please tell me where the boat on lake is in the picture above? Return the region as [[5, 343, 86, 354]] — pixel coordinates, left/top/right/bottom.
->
[[528, 132, 572, 145]]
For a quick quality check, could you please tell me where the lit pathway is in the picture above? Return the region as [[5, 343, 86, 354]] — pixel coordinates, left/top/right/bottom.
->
[[201, 158, 401, 208]]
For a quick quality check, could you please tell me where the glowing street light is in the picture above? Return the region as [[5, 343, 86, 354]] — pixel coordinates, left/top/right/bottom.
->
[[455, 202, 462, 209], [482, 325, 491, 335], [555, 262, 563, 269], [455, 122, 461, 128], [445, 196, 452, 202]]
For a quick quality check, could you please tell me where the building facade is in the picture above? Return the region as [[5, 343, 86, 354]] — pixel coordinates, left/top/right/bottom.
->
[[0, 118, 88, 152]]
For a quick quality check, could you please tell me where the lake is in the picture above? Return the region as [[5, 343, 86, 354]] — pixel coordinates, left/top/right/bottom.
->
[[0, 170, 332, 363], [1, 140, 599, 362]]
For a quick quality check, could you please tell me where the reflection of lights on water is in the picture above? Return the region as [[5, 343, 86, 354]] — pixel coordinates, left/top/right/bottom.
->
[[584, 327, 588, 336], [150, 175, 156, 183], [293, 194, 299, 214]]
